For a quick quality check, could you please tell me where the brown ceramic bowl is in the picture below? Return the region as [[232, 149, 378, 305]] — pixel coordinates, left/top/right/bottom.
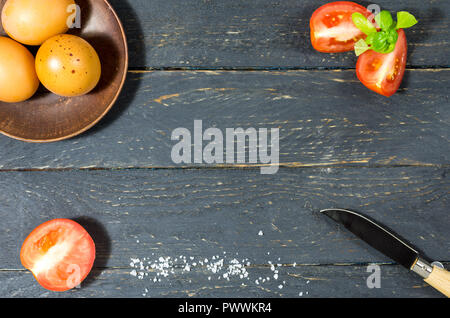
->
[[0, 0, 128, 142]]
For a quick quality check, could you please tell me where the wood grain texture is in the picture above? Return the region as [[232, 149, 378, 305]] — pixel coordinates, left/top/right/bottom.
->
[[1, 167, 448, 271], [109, 0, 450, 69], [0, 265, 446, 298], [0, 69, 448, 169], [424, 266, 450, 297]]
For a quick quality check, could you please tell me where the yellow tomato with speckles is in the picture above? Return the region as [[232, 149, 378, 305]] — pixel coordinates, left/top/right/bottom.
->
[[1, 0, 76, 46], [35, 34, 101, 97], [0, 36, 39, 103]]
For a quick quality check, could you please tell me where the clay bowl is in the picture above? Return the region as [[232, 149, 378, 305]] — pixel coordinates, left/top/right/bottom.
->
[[0, 0, 128, 142]]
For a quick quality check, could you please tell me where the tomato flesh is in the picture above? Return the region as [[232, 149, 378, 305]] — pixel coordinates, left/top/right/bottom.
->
[[310, 1, 371, 53], [20, 219, 96, 292], [356, 29, 407, 97]]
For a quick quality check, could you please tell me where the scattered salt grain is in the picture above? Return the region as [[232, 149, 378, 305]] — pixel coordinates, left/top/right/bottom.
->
[[129, 251, 309, 296]]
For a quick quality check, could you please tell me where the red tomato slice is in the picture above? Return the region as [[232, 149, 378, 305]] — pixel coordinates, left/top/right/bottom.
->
[[310, 1, 371, 53], [20, 219, 96, 292], [356, 29, 407, 97]]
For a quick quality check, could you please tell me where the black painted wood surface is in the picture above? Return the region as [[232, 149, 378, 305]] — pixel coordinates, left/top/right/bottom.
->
[[0, 69, 449, 169], [1, 168, 448, 297], [108, 0, 450, 69], [0, 0, 449, 298], [1, 265, 445, 298], [1, 168, 448, 268]]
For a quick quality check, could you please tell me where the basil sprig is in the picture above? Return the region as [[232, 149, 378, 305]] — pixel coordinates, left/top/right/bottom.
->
[[352, 10, 418, 56]]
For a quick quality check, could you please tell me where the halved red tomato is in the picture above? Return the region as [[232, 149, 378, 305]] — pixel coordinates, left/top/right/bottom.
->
[[310, 1, 371, 53], [356, 29, 407, 97], [20, 219, 96, 292]]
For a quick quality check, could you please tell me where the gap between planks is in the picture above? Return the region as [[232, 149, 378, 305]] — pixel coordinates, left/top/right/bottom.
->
[[127, 66, 450, 73], [0, 162, 448, 173]]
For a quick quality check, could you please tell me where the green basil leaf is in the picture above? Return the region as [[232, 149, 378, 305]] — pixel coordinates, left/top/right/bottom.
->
[[371, 32, 390, 53], [354, 39, 370, 56], [396, 11, 418, 29], [351, 10, 417, 57], [385, 42, 396, 54], [375, 11, 394, 31], [387, 29, 399, 44], [365, 33, 376, 45], [352, 12, 377, 35]]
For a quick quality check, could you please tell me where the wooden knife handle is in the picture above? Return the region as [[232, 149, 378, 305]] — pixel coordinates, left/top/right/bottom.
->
[[424, 266, 450, 298]]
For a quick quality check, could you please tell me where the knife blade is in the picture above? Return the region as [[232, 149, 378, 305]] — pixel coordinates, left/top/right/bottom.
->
[[321, 208, 450, 297]]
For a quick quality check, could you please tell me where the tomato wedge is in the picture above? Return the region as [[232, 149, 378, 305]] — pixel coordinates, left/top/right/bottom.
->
[[310, 1, 371, 53], [20, 219, 96, 292], [356, 29, 407, 97]]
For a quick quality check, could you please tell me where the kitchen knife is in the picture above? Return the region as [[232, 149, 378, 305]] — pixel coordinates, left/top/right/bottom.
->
[[321, 208, 450, 297]]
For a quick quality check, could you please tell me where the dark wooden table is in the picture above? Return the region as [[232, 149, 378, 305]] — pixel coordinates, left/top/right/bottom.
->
[[1, 0, 449, 298]]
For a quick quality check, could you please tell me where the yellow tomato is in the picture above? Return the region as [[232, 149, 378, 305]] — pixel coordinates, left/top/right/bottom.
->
[[36, 34, 101, 97], [1, 0, 76, 46], [0, 36, 39, 103]]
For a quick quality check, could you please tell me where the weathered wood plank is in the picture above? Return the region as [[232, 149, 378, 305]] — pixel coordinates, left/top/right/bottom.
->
[[0, 265, 446, 298], [0, 70, 449, 169], [1, 167, 448, 270], [109, 0, 450, 68]]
